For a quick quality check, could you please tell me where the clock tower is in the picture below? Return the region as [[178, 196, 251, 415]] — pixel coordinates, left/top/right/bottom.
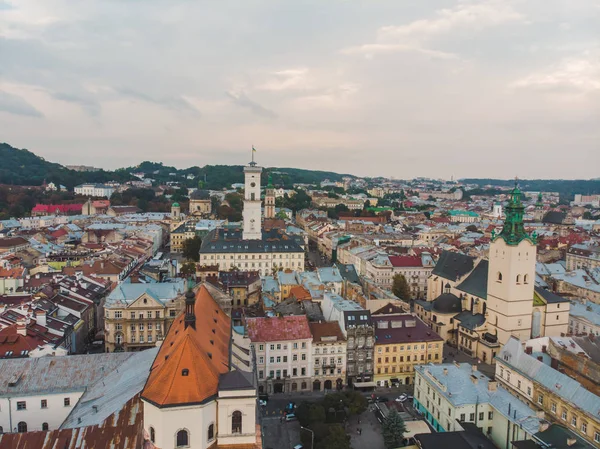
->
[[242, 152, 263, 240]]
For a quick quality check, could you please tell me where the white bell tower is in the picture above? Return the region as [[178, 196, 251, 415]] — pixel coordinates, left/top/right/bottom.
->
[[242, 150, 262, 240]]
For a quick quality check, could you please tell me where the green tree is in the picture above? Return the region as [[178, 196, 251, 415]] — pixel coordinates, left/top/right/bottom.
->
[[316, 425, 350, 449], [392, 274, 411, 300], [382, 409, 407, 449], [182, 236, 202, 262], [180, 261, 197, 276], [583, 211, 593, 219]]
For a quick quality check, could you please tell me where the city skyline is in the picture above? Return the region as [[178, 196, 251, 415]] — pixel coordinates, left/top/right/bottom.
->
[[1, 0, 598, 179]]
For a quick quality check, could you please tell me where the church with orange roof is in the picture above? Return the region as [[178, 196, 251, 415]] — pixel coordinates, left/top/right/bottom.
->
[[141, 280, 260, 449]]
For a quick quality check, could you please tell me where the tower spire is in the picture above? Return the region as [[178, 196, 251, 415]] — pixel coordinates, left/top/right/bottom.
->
[[495, 181, 535, 245], [184, 277, 196, 330]]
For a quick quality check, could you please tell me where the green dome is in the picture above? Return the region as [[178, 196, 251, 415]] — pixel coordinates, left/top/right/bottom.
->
[[172, 202, 180, 207]]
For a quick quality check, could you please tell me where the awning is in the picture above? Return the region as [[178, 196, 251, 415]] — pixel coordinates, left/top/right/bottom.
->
[[353, 381, 377, 388]]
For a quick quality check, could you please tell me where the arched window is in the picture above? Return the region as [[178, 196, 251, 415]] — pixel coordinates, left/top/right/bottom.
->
[[42, 423, 49, 431], [150, 427, 155, 443], [301, 381, 307, 390], [524, 274, 529, 284], [497, 272, 503, 282], [17, 422, 27, 433], [232, 411, 242, 434], [176, 429, 189, 447], [116, 333, 123, 345], [207, 423, 214, 441], [516, 275, 521, 284]]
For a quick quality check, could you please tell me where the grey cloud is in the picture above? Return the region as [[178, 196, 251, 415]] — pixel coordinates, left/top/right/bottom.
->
[[0, 91, 44, 118], [50, 91, 102, 117], [114, 87, 201, 116], [226, 91, 277, 119]]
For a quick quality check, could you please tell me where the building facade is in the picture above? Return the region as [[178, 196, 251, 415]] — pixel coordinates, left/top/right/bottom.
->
[[373, 315, 443, 387], [495, 337, 600, 447], [103, 281, 185, 352], [74, 183, 115, 198], [309, 321, 347, 391], [247, 315, 313, 394]]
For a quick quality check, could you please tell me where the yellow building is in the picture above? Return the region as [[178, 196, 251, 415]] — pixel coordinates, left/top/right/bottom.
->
[[189, 189, 212, 216], [373, 314, 443, 387], [104, 280, 186, 352], [496, 337, 600, 447], [170, 221, 197, 253]]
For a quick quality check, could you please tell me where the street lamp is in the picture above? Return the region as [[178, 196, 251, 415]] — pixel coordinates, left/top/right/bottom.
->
[[301, 426, 314, 449]]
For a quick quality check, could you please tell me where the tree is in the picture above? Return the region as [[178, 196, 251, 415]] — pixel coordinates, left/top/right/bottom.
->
[[182, 236, 202, 261], [583, 211, 593, 220], [466, 224, 479, 232], [316, 425, 350, 449], [180, 261, 197, 276], [392, 274, 411, 300], [382, 409, 407, 449]]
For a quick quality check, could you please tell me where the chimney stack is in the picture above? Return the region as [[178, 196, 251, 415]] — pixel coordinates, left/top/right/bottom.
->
[[567, 438, 577, 446], [488, 380, 497, 392], [34, 309, 47, 327], [443, 368, 448, 376], [472, 364, 478, 372], [16, 318, 27, 337]]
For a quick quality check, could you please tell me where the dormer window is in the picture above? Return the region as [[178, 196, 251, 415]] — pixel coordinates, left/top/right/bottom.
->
[[182, 369, 189, 376]]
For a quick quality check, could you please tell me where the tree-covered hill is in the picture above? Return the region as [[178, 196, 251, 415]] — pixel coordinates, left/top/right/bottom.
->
[[0, 143, 132, 189], [461, 178, 600, 202]]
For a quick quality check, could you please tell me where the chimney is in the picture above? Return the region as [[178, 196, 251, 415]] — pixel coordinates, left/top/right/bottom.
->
[[541, 345, 547, 353], [35, 309, 47, 327], [443, 368, 448, 376], [472, 365, 478, 372], [525, 346, 533, 355], [470, 374, 478, 385], [567, 438, 577, 446], [16, 319, 27, 337], [538, 422, 549, 432], [488, 380, 497, 392]]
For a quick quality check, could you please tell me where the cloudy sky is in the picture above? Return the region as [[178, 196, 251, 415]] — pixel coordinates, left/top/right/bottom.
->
[[1, 0, 599, 179]]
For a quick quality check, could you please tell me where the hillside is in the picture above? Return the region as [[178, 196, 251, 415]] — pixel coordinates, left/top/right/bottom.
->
[[0, 143, 132, 189], [461, 178, 600, 202]]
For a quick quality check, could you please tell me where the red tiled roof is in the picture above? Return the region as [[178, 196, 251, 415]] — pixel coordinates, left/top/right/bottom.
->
[[141, 284, 231, 408], [289, 285, 312, 301], [246, 315, 312, 342], [389, 255, 423, 268], [32, 204, 83, 214], [0, 267, 24, 278]]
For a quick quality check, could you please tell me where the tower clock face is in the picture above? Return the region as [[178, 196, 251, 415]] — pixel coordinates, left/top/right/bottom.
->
[[251, 182, 256, 187]]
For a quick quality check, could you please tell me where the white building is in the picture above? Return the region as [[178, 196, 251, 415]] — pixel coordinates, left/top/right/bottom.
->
[[569, 301, 600, 336], [0, 352, 132, 433], [243, 161, 262, 241], [246, 315, 313, 394], [74, 183, 115, 198]]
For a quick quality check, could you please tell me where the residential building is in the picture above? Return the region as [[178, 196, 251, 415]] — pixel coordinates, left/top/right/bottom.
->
[[246, 315, 313, 394], [170, 220, 197, 253], [74, 183, 115, 198], [218, 270, 261, 307], [309, 321, 347, 391], [414, 362, 542, 448], [373, 314, 443, 387], [321, 293, 374, 386], [103, 280, 186, 352], [496, 337, 600, 447], [569, 301, 600, 337], [566, 244, 600, 271]]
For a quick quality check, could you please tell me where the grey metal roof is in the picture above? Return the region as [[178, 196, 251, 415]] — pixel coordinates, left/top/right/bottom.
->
[[61, 348, 158, 429], [497, 337, 600, 418], [454, 312, 486, 330], [199, 228, 304, 253], [218, 369, 255, 391], [534, 287, 569, 304], [456, 259, 489, 300], [0, 352, 133, 397], [432, 250, 475, 281]]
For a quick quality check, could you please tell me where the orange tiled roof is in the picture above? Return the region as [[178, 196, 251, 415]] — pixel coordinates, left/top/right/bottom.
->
[[141, 284, 231, 408], [246, 315, 312, 343], [288, 285, 311, 301]]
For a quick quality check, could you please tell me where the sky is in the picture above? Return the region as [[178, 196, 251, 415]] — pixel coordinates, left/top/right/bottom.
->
[[1, 0, 599, 179]]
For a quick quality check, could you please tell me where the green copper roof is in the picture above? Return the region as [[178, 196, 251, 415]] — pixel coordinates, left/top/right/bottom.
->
[[535, 192, 543, 208], [267, 174, 274, 188], [492, 182, 537, 246], [172, 202, 180, 207]]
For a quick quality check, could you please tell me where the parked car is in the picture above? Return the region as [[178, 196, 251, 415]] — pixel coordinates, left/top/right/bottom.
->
[[395, 394, 408, 402], [285, 414, 297, 422], [376, 396, 389, 403]]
